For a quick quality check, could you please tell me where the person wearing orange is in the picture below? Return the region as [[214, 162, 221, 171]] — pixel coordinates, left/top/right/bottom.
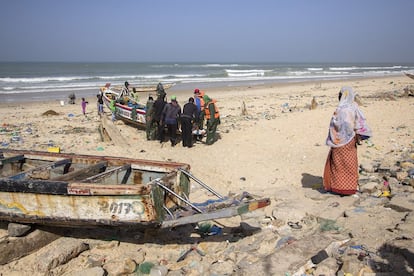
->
[[193, 89, 205, 133], [203, 94, 220, 145]]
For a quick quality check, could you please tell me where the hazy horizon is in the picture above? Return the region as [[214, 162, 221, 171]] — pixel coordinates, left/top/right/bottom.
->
[[1, 0, 413, 63]]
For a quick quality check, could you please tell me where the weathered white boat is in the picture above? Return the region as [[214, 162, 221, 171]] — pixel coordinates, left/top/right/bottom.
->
[[0, 149, 270, 228], [110, 82, 174, 93], [100, 83, 172, 128], [404, 72, 414, 80]]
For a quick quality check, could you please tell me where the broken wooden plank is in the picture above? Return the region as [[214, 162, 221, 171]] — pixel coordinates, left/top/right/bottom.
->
[[51, 161, 108, 181], [0, 154, 25, 166], [101, 115, 131, 147]]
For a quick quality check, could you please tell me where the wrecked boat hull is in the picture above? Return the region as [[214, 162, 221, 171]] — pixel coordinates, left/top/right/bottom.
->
[[0, 150, 270, 228]]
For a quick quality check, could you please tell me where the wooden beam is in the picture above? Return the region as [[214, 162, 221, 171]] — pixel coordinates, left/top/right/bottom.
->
[[82, 164, 131, 183], [51, 161, 108, 181], [8, 158, 72, 180], [101, 115, 130, 147], [0, 154, 25, 166]]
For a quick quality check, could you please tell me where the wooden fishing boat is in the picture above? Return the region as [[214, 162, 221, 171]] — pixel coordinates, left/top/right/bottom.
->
[[111, 82, 175, 93], [404, 72, 414, 80], [102, 89, 147, 128], [0, 149, 270, 229], [100, 83, 173, 128]]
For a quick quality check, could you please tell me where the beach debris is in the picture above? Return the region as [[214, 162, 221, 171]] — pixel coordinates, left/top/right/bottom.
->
[[310, 97, 318, 110], [196, 222, 223, 237], [47, 147, 60, 153], [42, 110, 59, 116], [275, 236, 297, 249], [241, 101, 248, 115], [287, 221, 302, 229], [177, 244, 206, 262]]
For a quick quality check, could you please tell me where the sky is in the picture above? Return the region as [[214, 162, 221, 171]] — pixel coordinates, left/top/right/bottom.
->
[[0, 0, 413, 63]]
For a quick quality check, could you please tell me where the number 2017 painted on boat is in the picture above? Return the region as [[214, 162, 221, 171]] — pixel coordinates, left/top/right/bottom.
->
[[98, 200, 145, 215]]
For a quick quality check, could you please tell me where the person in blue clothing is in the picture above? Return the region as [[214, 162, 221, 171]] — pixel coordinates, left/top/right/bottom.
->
[[193, 89, 205, 141], [161, 95, 181, 146]]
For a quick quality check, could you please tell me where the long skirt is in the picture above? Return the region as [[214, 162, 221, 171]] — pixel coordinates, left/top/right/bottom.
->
[[323, 137, 358, 195]]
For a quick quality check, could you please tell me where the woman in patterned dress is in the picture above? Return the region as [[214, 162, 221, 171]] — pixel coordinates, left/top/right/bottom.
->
[[323, 86, 372, 195]]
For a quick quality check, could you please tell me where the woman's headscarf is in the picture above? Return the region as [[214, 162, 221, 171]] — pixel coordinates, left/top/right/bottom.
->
[[326, 86, 372, 147]]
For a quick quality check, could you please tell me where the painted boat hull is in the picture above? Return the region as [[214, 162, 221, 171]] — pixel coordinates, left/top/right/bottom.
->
[[0, 149, 189, 227], [405, 72, 414, 80], [103, 91, 147, 128], [0, 149, 270, 228]]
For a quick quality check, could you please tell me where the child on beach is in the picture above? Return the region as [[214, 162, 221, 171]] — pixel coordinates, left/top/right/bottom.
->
[[81, 98, 88, 116]]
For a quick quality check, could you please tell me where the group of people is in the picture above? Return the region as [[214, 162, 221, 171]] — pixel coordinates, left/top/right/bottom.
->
[[94, 81, 369, 197], [145, 87, 220, 147]]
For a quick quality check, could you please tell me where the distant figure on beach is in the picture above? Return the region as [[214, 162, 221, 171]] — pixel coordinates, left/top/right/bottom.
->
[[145, 96, 157, 140], [68, 93, 76, 104], [161, 95, 181, 147], [153, 92, 167, 143], [323, 86, 372, 195], [96, 90, 104, 116], [156, 82, 166, 99], [81, 98, 88, 116], [203, 95, 220, 145], [181, 97, 198, 148]]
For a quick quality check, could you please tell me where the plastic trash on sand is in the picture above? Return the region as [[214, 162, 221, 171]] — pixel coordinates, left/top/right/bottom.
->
[[48, 147, 60, 153]]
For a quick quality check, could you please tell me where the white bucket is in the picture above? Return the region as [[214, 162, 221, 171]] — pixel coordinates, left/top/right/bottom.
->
[[60, 100, 65, 106]]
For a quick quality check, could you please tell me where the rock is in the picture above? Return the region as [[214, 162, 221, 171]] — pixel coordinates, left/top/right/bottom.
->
[[36, 238, 89, 272], [400, 161, 414, 169], [209, 259, 235, 275], [359, 182, 379, 194], [360, 162, 376, 173], [94, 240, 120, 250], [310, 196, 360, 221], [150, 264, 168, 276], [103, 258, 136, 276], [62, 266, 106, 276], [240, 234, 340, 275], [396, 171, 408, 181], [385, 193, 414, 212], [0, 229, 59, 265], [7, 223, 32, 237]]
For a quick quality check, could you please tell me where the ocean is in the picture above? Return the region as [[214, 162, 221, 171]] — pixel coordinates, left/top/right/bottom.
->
[[1, 62, 413, 103]]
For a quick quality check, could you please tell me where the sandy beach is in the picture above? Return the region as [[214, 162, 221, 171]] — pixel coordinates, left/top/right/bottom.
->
[[1, 75, 414, 275]]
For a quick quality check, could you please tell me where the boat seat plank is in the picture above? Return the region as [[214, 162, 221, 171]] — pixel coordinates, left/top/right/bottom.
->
[[7, 158, 72, 180], [0, 178, 69, 195], [82, 164, 131, 183], [0, 155, 25, 166], [51, 161, 108, 181]]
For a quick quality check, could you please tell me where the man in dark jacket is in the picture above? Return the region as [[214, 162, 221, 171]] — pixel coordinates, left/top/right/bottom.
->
[[181, 97, 199, 148], [153, 93, 167, 143]]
